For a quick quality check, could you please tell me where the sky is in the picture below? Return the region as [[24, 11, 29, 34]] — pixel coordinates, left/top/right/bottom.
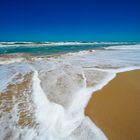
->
[[0, 0, 140, 42]]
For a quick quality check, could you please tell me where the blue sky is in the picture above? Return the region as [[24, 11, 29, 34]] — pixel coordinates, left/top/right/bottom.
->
[[0, 0, 140, 41]]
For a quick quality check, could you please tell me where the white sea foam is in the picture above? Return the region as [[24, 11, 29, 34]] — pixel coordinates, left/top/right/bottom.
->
[[62, 50, 95, 57], [0, 58, 24, 64], [0, 44, 140, 140], [31, 68, 108, 140], [105, 44, 140, 50], [0, 42, 93, 47], [0, 41, 133, 48]]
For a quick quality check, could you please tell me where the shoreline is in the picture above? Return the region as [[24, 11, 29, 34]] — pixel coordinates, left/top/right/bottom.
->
[[85, 70, 140, 140]]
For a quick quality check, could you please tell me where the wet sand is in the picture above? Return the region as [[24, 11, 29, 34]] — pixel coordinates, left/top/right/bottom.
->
[[85, 70, 140, 140], [0, 73, 36, 128]]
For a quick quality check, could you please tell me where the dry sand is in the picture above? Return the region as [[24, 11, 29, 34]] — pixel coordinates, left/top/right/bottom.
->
[[85, 70, 140, 140]]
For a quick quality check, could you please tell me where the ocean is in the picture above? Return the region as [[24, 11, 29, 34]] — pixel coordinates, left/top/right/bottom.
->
[[0, 42, 135, 55], [0, 42, 140, 140]]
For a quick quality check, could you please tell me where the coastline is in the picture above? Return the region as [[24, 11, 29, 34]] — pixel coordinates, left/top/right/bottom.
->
[[0, 43, 140, 139], [85, 70, 140, 140]]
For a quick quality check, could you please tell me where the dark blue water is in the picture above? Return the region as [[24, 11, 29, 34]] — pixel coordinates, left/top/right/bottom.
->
[[0, 43, 135, 56]]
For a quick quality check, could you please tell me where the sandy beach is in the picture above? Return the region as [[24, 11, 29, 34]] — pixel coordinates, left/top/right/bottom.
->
[[85, 70, 140, 140]]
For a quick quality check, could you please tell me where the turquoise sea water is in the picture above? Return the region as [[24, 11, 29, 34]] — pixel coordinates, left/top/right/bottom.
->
[[0, 42, 136, 55]]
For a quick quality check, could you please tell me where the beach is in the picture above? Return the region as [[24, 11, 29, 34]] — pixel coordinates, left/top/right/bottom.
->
[[85, 70, 140, 140], [0, 43, 140, 140]]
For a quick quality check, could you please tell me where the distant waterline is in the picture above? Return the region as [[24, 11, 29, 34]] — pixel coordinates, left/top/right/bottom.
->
[[0, 42, 137, 55]]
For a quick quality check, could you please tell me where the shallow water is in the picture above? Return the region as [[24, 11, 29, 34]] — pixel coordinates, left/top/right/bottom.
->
[[0, 43, 140, 140], [0, 42, 135, 55]]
